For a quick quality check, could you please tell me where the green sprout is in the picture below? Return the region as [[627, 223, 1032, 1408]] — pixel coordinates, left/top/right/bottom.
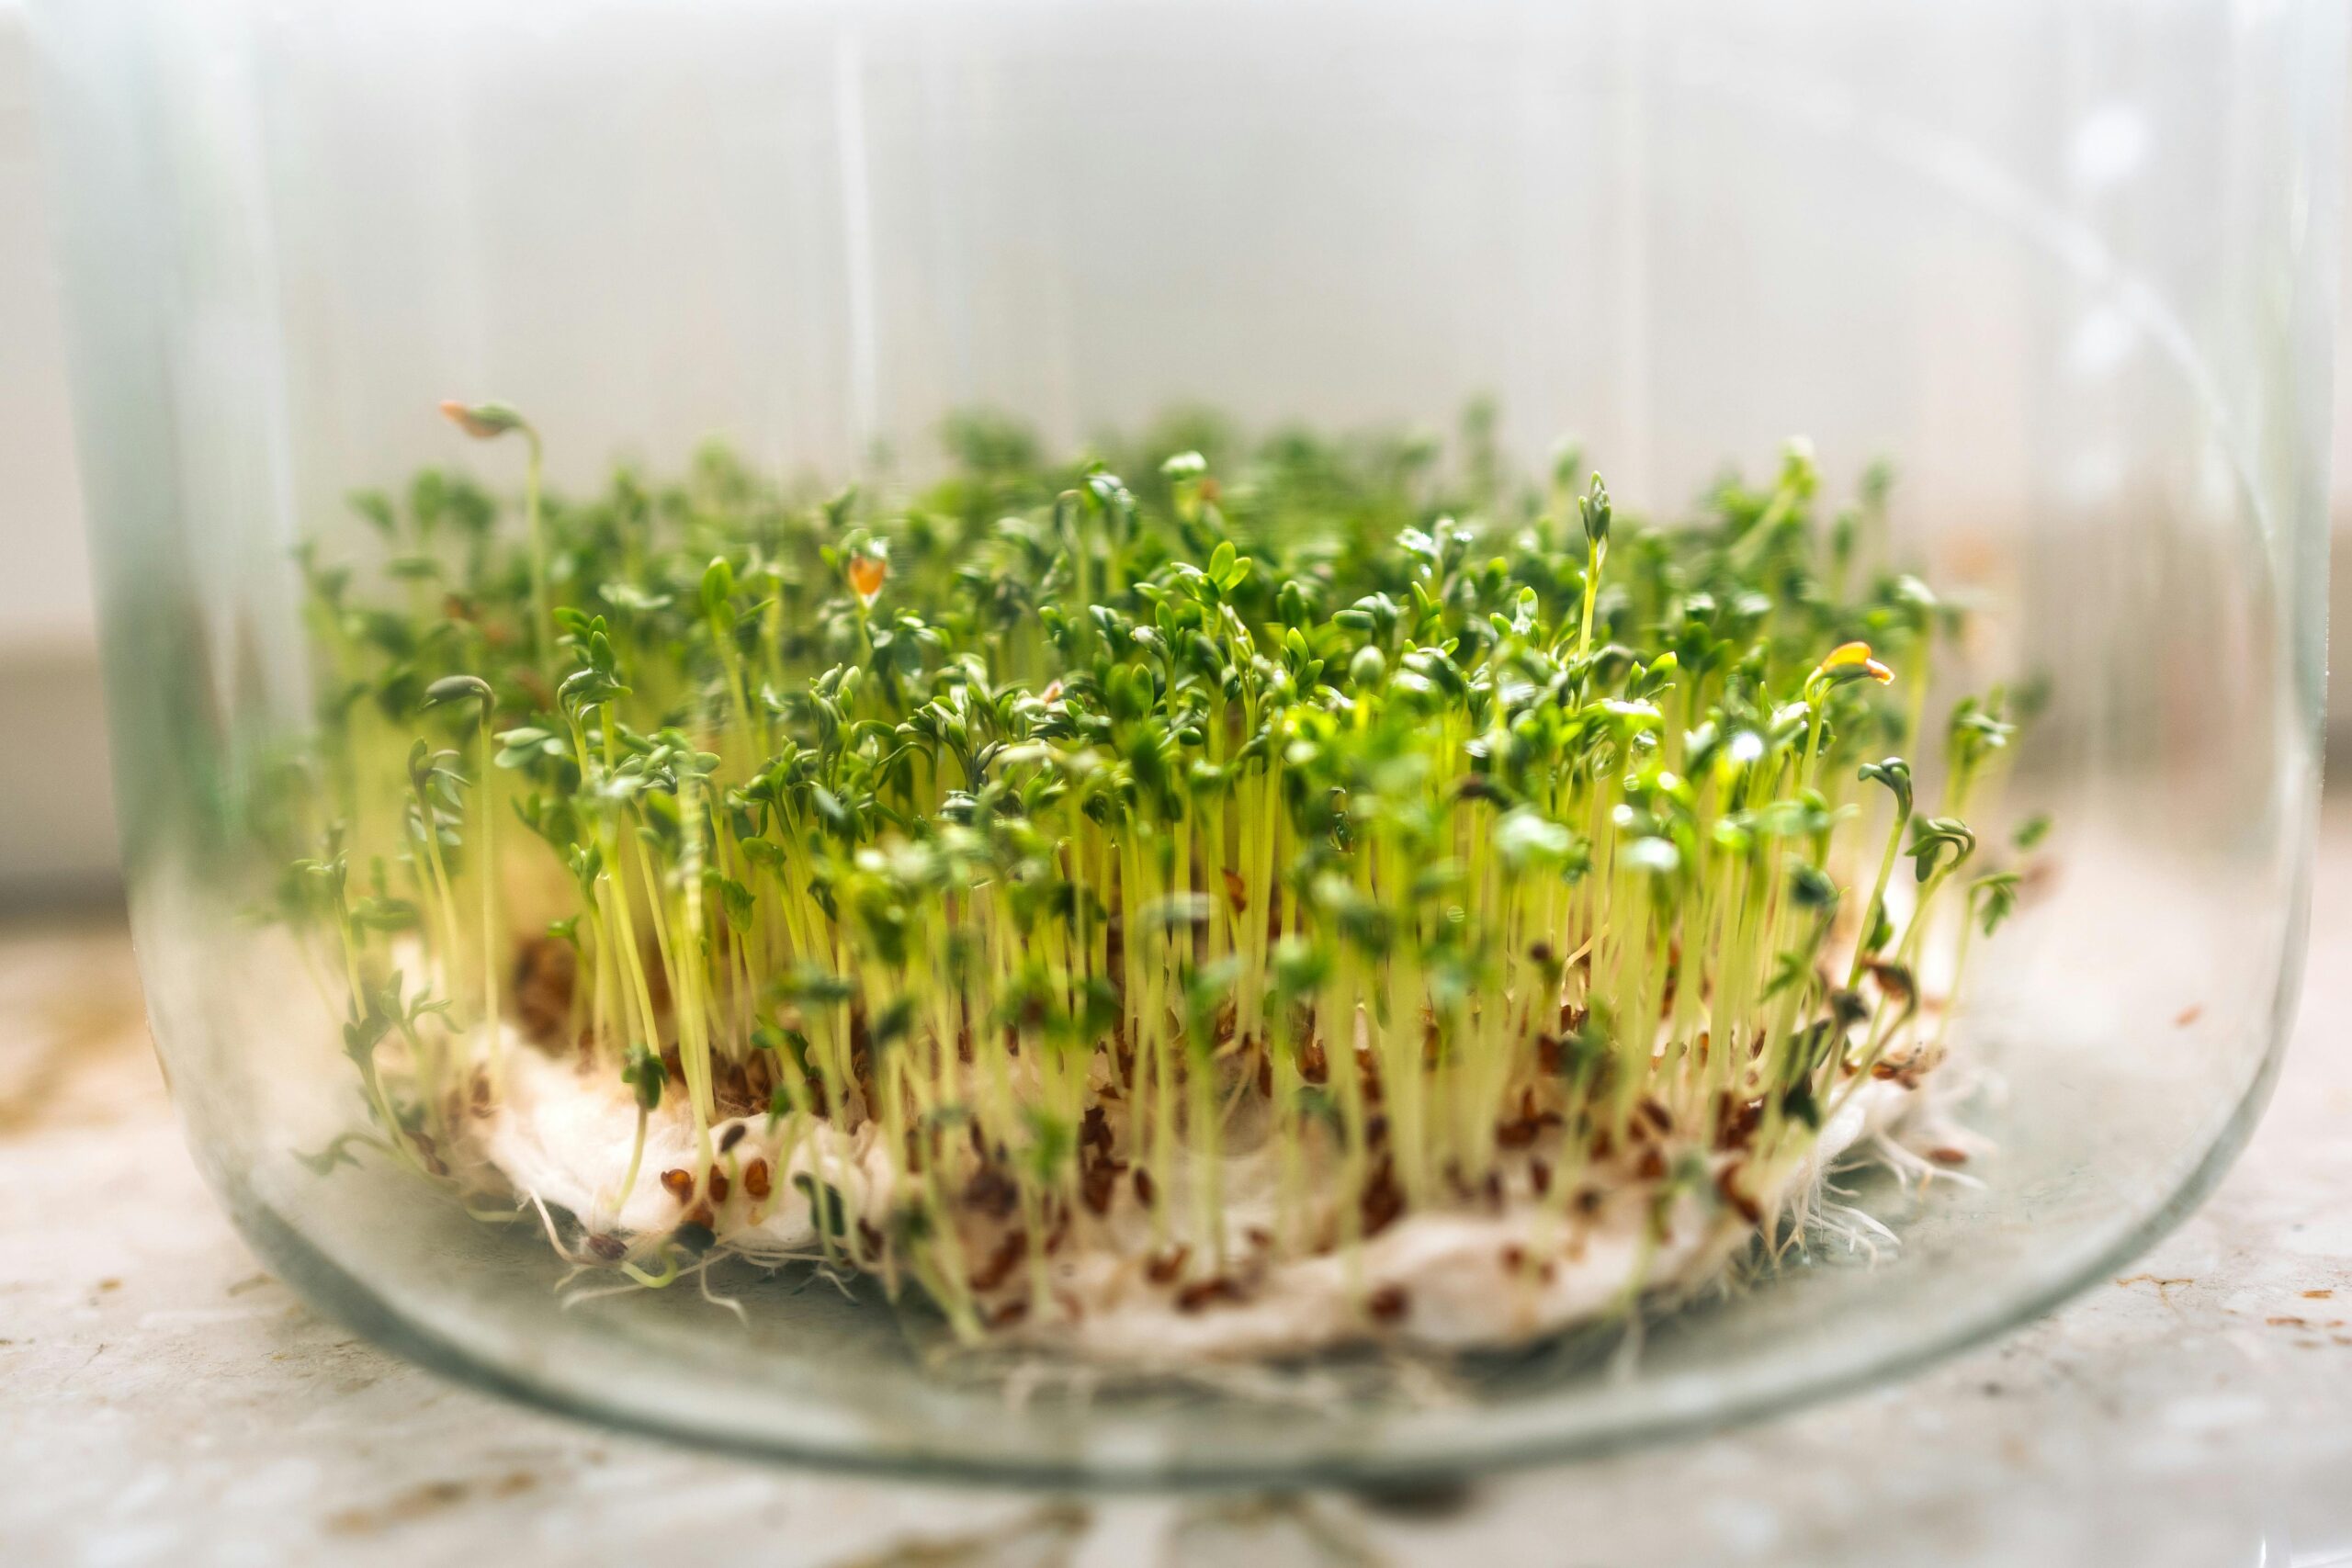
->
[[274, 400, 2041, 1349], [440, 399, 547, 669]]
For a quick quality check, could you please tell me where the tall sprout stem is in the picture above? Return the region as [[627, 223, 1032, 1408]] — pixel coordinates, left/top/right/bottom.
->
[[525, 426, 548, 671]]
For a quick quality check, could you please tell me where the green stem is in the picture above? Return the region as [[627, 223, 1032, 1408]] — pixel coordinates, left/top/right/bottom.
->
[[525, 426, 548, 671]]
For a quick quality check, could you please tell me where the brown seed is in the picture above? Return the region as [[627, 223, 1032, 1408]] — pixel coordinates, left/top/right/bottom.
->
[[1715, 1164, 1764, 1225], [1175, 1277, 1242, 1313], [1043, 1205, 1072, 1257], [718, 1122, 748, 1154], [1867, 961, 1915, 1002], [966, 1165, 1020, 1220], [659, 1168, 694, 1204], [1133, 1166, 1159, 1207], [1147, 1245, 1191, 1285], [743, 1158, 773, 1200], [708, 1169, 731, 1203], [1367, 1285, 1409, 1325], [510, 935, 577, 1044], [1928, 1146, 1970, 1167], [1360, 1160, 1407, 1238], [587, 1234, 627, 1261], [970, 1229, 1027, 1292]]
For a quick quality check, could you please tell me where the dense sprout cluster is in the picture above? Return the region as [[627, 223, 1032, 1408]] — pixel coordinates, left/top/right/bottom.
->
[[279, 402, 2033, 1349]]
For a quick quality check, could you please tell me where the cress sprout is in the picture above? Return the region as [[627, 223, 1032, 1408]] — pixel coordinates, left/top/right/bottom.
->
[[267, 402, 2044, 1353]]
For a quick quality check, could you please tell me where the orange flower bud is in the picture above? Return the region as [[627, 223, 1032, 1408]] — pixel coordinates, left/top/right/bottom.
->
[[848, 550, 888, 604], [439, 399, 527, 441]]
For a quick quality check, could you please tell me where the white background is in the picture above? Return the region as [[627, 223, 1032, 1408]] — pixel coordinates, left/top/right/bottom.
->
[[3, 4, 2347, 899]]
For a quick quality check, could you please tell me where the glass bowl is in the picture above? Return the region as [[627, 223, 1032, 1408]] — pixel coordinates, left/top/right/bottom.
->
[[30, 0, 2336, 1483]]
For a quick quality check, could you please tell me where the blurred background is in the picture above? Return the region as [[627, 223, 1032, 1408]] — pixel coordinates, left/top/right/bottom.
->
[[2, 8, 2348, 1562], [0, 4, 107, 903], [2, 0, 2347, 906]]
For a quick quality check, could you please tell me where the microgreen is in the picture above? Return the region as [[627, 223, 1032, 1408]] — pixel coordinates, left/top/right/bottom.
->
[[281, 400, 2040, 1345]]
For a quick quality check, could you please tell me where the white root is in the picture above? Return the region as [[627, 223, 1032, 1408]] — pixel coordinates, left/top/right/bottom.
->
[[461, 1032, 1946, 1360]]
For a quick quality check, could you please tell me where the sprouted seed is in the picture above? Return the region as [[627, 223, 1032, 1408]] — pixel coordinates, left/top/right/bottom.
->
[[268, 404, 2034, 1359]]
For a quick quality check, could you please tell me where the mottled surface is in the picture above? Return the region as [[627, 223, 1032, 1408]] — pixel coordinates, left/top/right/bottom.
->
[[6, 818, 2351, 1568]]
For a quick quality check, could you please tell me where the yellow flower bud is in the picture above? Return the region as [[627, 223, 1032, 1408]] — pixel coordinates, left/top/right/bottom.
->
[[1816, 640, 1894, 685]]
